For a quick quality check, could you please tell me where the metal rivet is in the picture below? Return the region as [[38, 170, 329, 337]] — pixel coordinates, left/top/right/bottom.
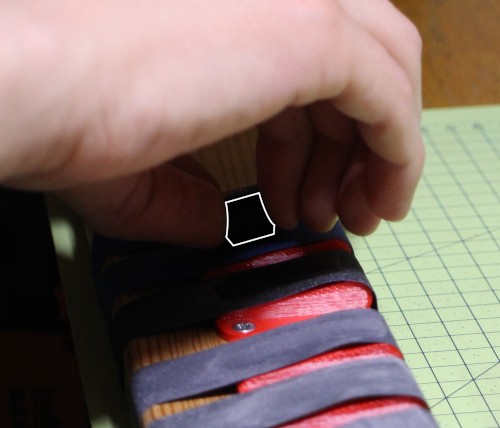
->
[[232, 322, 255, 333]]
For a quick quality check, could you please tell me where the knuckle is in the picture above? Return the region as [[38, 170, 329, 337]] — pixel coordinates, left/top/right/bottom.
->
[[402, 18, 422, 55]]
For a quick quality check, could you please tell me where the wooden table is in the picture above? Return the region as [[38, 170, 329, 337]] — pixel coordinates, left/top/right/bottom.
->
[[395, 0, 500, 107]]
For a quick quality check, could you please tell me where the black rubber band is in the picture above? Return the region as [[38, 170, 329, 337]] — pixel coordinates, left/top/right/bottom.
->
[[94, 221, 353, 326], [343, 407, 437, 428], [131, 309, 394, 415], [148, 357, 427, 428], [112, 249, 374, 353]]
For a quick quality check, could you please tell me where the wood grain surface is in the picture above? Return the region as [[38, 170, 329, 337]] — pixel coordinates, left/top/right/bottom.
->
[[394, 0, 500, 107], [128, 2, 500, 425]]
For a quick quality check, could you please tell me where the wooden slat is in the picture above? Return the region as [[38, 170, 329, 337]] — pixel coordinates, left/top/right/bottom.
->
[[125, 326, 228, 427], [194, 129, 257, 193]]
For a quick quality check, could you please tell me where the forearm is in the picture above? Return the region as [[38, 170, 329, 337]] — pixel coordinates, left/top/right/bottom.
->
[[0, 0, 328, 189], [0, 1, 296, 189], [0, 4, 79, 186]]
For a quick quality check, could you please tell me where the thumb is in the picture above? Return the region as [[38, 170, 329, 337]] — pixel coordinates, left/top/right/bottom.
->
[[57, 163, 226, 248]]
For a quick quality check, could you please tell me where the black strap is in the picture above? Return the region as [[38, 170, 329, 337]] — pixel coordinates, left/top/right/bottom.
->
[[94, 221, 352, 326], [343, 407, 437, 428], [225, 191, 275, 246], [148, 357, 428, 428], [112, 249, 374, 352], [131, 309, 394, 414]]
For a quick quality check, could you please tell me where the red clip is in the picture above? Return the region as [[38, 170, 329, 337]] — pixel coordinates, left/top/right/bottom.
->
[[238, 343, 402, 393], [204, 239, 352, 280], [280, 397, 426, 428], [216, 281, 373, 341]]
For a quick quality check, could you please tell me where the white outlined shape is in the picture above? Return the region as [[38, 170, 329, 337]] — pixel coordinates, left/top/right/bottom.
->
[[225, 191, 276, 247]]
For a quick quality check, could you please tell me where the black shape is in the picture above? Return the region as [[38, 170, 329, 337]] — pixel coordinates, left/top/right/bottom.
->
[[226, 194, 274, 246], [0, 188, 64, 331]]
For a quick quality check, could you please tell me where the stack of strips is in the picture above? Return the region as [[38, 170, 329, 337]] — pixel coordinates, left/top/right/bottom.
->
[[92, 186, 438, 428]]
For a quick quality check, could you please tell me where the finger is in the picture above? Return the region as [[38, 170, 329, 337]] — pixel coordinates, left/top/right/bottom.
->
[[366, 142, 425, 221], [256, 107, 315, 229], [328, 20, 420, 166], [300, 102, 355, 231], [338, 172, 381, 235], [337, 143, 381, 235], [321, 16, 424, 223], [334, 0, 424, 221], [58, 163, 225, 248], [299, 134, 350, 232]]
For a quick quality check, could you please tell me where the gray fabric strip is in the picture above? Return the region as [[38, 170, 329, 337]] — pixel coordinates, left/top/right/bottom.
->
[[343, 407, 438, 428], [131, 309, 395, 415], [148, 357, 425, 428], [113, 249, 373, 352]]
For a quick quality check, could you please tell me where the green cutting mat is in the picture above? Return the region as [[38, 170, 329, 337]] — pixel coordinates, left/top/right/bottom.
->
[[349, 105, 500, 428]]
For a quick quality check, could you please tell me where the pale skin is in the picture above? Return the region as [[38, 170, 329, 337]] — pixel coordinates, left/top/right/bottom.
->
[[0, 0, 424, 248]]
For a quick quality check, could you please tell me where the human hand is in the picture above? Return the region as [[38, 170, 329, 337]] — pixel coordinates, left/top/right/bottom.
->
[[0, 0, 423, 247], [257, 0, 424, 236]]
